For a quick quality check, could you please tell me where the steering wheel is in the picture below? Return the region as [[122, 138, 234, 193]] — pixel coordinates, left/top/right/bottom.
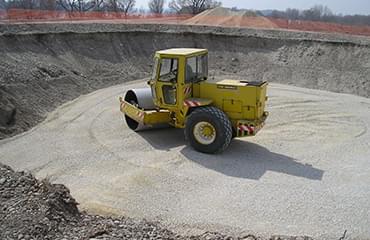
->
[[169, 69, 178, 82], [171, 69, 178, 75]]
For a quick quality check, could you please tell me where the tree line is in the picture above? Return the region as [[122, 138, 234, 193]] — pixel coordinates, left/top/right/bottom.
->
[[265, 5, 370, 26], [0, 0, 221, 14], [1, 1, 369, 27]]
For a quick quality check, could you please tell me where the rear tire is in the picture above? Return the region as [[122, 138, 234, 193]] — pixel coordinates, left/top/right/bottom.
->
[[185, 107, 233, 154]]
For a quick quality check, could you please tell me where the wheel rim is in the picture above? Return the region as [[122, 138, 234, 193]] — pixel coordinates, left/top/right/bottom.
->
[[193, 121, 216, 145]]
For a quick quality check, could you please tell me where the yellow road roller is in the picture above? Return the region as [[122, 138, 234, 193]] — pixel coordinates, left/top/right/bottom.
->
[[119, 48, 268, 154]]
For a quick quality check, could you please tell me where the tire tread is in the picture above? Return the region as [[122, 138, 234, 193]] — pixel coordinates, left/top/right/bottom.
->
[[185, 106, 232, 153]]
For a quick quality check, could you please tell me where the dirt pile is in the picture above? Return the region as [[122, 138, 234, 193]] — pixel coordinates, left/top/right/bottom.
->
[[0, 24, 369, 139], [184, 7, 277, 29], [0, 163, 312, 240], [0, 163, 178, 239], [0, 163, 77, 239]]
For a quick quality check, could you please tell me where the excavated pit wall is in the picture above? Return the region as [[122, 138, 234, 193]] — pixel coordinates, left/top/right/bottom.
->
[[0, 23, 370, 139]]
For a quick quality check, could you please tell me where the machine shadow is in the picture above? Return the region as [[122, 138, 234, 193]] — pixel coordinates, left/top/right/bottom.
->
[[138, 128, 324, 181], [181, 140, 324, 180], [136, 127, 186, 150]]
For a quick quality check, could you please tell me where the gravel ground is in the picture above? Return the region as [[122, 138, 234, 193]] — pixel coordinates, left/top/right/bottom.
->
[[0, 163, 312, 240], [1, 81, 369, 239]]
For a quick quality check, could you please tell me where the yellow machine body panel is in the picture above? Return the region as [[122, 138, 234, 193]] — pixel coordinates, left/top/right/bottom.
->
[[193, 79, 268, 136], [120, 99, 171, 125], [193, 80, 268, 120]]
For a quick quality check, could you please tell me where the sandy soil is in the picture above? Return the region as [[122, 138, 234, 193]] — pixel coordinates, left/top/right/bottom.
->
[[184, 7, 278, 29]]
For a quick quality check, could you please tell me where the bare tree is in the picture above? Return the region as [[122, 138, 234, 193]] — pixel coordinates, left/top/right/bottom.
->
[[57, 0, 104, 12], [7, 0, 40, 9], [0, 0, 7, 10], [148, 0, 164, 14], [107, 0, 135, 14], [285, 8, 300, 20], [266, 5, 370, 27], [40, 0, 57, 10], [137, 6, 146, 15], [302, 5, 333, 21], [169, 0, 221, 14]]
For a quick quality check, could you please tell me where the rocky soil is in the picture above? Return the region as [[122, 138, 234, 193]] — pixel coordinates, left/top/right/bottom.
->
[[0, 163, 312, 240]]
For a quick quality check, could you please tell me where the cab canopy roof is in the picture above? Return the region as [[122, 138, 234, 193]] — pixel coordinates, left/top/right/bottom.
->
[[156, 48, 208, 57]]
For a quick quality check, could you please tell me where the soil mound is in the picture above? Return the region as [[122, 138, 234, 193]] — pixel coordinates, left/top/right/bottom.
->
[[0, 163, 80, 239], [184, 7, 278, 28]]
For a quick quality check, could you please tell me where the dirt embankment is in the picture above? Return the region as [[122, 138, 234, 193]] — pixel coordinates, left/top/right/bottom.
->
[[0, 23, 369, 139]]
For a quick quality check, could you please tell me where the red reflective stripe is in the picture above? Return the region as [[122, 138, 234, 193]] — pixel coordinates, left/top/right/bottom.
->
[[247, 126, 254, 134], [186, 87, 190, 95], [137, 112, 144, 120], [120, 102, 126, 109], [241, 125, 249, 132], [238, 125, 255, 135], [184, 100, 200, 107], [184, 87, 192, 95]]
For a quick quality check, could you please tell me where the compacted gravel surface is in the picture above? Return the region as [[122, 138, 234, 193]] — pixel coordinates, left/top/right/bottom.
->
[[1, 81, 369, 239]]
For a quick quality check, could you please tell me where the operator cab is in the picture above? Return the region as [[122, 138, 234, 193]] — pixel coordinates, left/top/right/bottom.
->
[[149, 48, 208, 107]]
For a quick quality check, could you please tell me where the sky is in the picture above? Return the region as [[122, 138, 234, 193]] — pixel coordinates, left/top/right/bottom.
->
[[135, 0, 370, 15]]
